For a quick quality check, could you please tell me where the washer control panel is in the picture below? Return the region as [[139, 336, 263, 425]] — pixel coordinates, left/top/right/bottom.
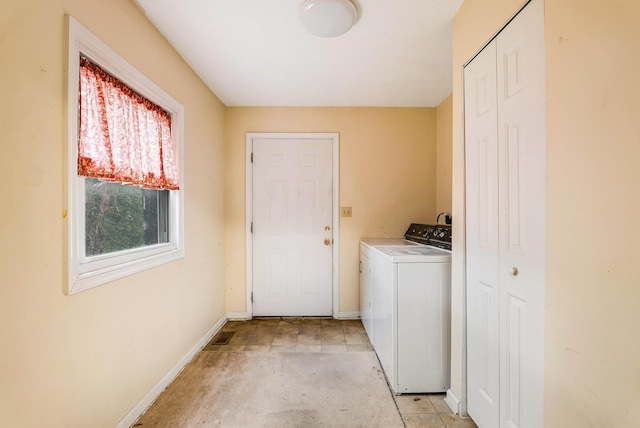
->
[[404, 223, 452, 251]]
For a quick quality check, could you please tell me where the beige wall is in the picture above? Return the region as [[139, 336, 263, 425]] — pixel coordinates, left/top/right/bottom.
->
[[436, 94, 453, 214], [452, 0, 640, 425], [224, 107, 437, 314], [0, 1, 226, 427], [544, 0, 640, 425]]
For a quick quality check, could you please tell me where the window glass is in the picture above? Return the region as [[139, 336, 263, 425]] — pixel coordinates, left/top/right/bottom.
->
[[84, 178, 169, 256]]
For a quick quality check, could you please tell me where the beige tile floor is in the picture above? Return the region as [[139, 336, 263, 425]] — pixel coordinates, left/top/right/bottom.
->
[[205, 318, 477, 428]]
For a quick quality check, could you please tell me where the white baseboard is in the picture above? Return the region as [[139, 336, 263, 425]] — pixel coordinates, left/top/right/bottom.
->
[[445, 389, 461, 415], [236, 311, 359, 320], [226, 311, 249, 320], [335, 311, 360, 320], [115, 313, 228, 428]]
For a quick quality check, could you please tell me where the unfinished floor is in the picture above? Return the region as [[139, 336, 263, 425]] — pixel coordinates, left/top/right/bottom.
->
[[134, 318, 477, 428]]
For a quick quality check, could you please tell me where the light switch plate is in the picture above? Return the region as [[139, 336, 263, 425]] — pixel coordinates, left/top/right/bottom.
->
[[341, 207, 352, 217]]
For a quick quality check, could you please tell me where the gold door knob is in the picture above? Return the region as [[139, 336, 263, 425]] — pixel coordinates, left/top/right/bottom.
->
[[510, 267, 519, 276], [324, 238, 331, 246]]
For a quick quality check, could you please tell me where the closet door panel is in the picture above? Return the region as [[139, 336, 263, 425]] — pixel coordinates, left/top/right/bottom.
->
[[496, 1, 545, 427], [464, 39, 500, 428]]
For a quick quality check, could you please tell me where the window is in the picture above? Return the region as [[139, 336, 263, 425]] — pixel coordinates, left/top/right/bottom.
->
[[67, 17, 184, 294]]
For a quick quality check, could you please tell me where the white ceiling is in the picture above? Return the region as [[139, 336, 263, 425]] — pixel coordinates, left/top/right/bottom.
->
[[134, 0, 464, 107]]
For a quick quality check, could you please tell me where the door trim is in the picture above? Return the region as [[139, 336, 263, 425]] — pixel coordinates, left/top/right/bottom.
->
[[245, 133, 340, 319]]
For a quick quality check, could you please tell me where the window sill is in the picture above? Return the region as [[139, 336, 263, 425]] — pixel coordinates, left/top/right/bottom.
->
[[68, 246, 184, 295]]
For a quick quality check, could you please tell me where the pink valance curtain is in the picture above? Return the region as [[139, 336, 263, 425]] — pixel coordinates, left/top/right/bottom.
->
[[78, 56, 180, 190]]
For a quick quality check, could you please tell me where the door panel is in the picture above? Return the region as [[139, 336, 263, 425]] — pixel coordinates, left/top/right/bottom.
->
[[505, 124, 524, 254], [497, 2, 545, 427], [479, 281, 496, 406], [465, 39, 500, 428], [505, 294, 526, 427], [252, 137, 333, 317]]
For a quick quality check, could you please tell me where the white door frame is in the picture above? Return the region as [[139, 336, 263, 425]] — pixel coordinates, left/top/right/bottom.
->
[[245, 133, 340, 319]]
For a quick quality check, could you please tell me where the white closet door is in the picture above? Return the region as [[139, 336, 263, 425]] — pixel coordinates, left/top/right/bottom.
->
[[465, 0, 545, 427], [496, 1, 545, 427], [465, 39, 500, 428]]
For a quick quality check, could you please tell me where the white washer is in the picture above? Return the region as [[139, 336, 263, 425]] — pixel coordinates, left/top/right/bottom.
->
[[359, 238, 422, 339], [360, 224, 452, 394]]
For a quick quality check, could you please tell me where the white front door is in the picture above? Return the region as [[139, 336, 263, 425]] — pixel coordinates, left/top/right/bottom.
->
[[251, 136, 334, 317], [465, 0, 545, 427]]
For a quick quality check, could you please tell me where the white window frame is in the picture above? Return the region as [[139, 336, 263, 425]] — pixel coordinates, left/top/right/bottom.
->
[[66, 16, 184, 294]]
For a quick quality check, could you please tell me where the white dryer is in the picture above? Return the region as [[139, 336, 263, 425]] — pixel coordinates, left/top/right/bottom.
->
[[360, 223, 452, 394]]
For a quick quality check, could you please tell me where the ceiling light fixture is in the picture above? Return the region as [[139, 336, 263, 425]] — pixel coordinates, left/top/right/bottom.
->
[[300, 0, 357, 38]]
